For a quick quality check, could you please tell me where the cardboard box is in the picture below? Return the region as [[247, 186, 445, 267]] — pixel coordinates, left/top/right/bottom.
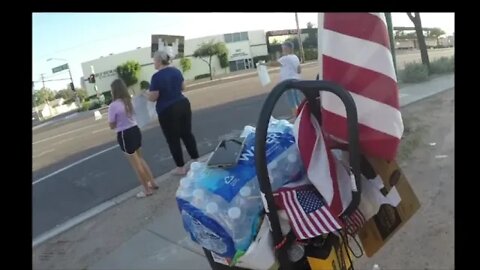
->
[[358, 157, 421, 257]]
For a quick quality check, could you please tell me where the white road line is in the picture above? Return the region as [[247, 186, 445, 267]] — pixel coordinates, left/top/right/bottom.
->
[[32, 145, 118, 185], [33, 122, 104, 145], [51, 136, 78, 146], [32, 149, 55, 159], [92, 127, 109, 134]]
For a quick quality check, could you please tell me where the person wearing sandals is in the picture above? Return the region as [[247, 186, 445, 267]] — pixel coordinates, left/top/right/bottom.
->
[[147, 50, 199, 175], [108, 79, 159, 198]]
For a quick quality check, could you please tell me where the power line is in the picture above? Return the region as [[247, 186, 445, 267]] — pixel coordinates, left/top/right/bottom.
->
[[33, 78, 71, 83]]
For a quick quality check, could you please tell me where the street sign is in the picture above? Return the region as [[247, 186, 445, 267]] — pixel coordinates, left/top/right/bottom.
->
[[52, 63, 69, 74]]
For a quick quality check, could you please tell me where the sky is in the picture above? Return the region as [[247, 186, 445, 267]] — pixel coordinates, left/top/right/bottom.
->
[[32, 12, 454, 91]]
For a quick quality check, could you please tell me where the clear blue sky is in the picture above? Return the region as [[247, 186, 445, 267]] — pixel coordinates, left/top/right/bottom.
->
[[33, 12, 454, 91]]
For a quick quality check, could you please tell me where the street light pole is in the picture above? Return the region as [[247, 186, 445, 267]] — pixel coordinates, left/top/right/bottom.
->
[[295, 12, 305, 63]]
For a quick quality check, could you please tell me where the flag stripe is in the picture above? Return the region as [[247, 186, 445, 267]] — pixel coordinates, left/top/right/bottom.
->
[[322, 110, 401, 160], [281, 192, 307, 239], [321, 91, 404, 139], [309, 211, 330, 234], [323, 29, 396, 81], [292, 193, 322, 236], [321, 207, 342, 230], [323, 55, 399, 109], [324, 13, 390, 49], [313, 210, 336, 233]]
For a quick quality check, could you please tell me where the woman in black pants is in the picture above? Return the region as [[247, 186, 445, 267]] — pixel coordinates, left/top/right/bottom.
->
[[147, 50, 199, 175]]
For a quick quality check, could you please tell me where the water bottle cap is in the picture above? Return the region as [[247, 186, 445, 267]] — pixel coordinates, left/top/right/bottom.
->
[[239, 186, 251, 197], [206, 202, 218, 214], [228, 207, 241, 219], [193, 189, 204, 199], [180, 177, 191, 188], [191, 162, 203, 172]]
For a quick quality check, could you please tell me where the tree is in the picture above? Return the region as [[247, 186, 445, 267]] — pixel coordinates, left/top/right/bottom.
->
[[180, 57, 192, 73], [55, 89, 75, 101], [140, 80, 150, 90], [76, 89, 88, 102], [428, 27, 446, 44], [193, 41, 229, 80], [116, 61, 141, 94], [306, 21, 314, 28], [34, 88, 55, 105], [407, 12, 430, 73]]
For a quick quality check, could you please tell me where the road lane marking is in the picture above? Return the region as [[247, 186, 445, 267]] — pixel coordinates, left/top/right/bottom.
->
[[92, 127, 110, 134], [32, 149, 55, 159], [33, 122, 105, 145], [32, 144, 118, 185]]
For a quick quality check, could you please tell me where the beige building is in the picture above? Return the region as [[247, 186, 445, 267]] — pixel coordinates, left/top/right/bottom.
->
[[81, 30, 268, 97]]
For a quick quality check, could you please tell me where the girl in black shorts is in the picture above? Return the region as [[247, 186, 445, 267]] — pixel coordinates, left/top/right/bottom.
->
[[108, 79, 158, 198]]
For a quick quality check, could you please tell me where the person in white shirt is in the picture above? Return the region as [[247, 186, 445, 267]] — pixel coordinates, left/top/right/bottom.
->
[[260, 41, 302, 117]]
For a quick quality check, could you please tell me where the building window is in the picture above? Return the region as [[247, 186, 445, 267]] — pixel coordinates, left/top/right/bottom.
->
[[229, 59, 247, 72], [224, 32, 249, 43], [241, 32, 249, 41], [224, 33, 233, 43]]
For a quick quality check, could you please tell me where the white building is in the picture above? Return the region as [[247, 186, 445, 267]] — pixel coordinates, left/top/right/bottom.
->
[[81, 30, 268, 96]]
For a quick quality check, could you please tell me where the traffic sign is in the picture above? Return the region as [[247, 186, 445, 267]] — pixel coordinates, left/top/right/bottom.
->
[[52, 63, 69, 74]]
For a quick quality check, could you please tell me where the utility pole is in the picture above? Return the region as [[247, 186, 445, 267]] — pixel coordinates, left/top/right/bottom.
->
[[295, 12, 305, 63], [385, 13, 398, 76], [40, 73, 46, 89], [40, 73, 53, 117]]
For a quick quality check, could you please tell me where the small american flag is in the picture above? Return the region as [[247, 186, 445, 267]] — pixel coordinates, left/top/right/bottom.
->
[[344, 209, 366, 235], [275, 186, 342, 240]]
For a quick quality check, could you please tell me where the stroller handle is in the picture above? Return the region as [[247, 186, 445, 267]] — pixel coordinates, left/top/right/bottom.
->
[[254, 79, 361, 270]]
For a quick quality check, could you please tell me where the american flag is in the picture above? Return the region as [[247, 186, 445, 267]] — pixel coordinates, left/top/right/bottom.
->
[[318, 13, 404, 161], [275, 186, 342, 240], [293, 103, 348, 218], [344, 209, 366, 235]]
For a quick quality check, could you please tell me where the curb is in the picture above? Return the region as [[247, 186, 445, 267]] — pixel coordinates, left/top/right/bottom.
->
[[32, 156, 208, 249], [186, 61, 318, 90]]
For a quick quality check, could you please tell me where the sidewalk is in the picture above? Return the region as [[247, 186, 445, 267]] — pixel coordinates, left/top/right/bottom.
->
[[32, 74, 454, 270]]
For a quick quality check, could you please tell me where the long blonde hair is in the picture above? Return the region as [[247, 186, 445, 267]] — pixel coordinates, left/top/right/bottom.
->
[[111, 79, 134, 117]]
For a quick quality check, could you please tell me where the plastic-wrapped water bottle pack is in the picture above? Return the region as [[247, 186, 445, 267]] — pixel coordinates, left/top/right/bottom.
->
[[176, 118, 305, 264]]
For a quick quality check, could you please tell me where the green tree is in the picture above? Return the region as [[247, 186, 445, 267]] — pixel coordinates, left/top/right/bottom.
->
[[76, 89, 88, 102], [34, 88, 55, 105], [55, 89, 75, 101], [407, 12, 430, 73], [428, 27, 446, 44], [193, 41, 229, 80], [116, 61, 141, 94], [140, 80, 150, 90], [306, 21, 314, 28], [180, 57, 192, 73]]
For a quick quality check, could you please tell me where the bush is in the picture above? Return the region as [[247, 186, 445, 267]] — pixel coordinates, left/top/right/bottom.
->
[[399, 62, 429, 83], [79, 101, 90, 112], [194, 73, 211, 80], [304, 49, 318, 61], [89, 99, 102, 110], [430, 56, 454, 74]]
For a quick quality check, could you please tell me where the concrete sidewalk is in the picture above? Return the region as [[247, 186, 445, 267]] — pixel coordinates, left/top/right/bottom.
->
[[32, 73, 454, 270], [86, 74, 454, 270]]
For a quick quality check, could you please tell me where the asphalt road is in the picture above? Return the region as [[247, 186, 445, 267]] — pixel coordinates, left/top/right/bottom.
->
[[32, 48, 454, 239]]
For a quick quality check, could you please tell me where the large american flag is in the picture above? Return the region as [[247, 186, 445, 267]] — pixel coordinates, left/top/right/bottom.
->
[[319, 12, 404, 161], [274, 186, 342, 240]]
